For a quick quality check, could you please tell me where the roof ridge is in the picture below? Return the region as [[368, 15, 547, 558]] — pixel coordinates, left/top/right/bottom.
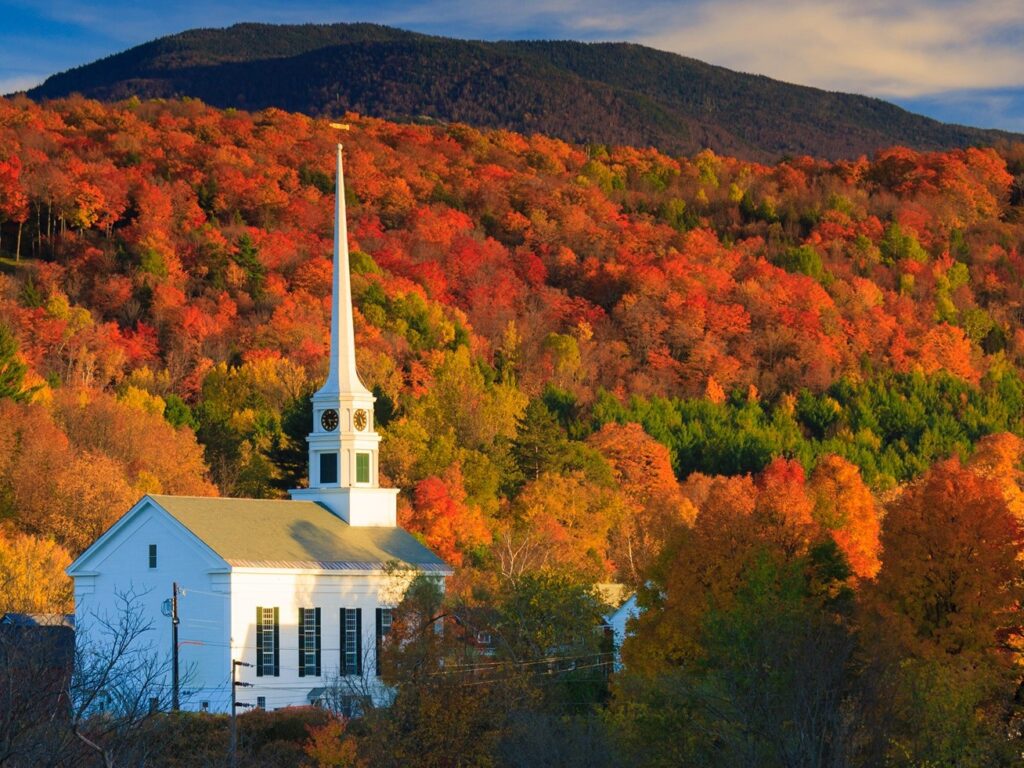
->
[[149, 493, 314, 502]]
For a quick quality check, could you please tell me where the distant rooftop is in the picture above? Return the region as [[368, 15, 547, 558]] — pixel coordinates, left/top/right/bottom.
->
[[0, 615, 76, 669], [150, 495, 450, 573], [0, 613, 75, 628], [595, 583, 632, 610]]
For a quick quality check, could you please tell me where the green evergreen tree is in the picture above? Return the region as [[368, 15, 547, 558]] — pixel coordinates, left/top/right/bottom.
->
[[511, 399, 570, 483], [269, 391, 314, 492], [233, 234, 266, 300], [0, 324, 33, 403]]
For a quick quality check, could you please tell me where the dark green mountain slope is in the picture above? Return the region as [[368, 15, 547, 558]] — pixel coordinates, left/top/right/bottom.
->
[[25, 22, 1022, 160]]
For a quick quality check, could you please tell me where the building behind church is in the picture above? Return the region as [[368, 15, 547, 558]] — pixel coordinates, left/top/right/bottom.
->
[[66, 146, 449, 713]]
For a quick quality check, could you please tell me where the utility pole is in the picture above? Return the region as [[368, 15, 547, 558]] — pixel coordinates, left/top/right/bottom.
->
[[171, 581, 180, 712], [230, 659, 253, 768]]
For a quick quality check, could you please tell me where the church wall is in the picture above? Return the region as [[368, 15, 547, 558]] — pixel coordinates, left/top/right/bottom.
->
[[228, 568, 408, 710], [72, 502, 233, 713]]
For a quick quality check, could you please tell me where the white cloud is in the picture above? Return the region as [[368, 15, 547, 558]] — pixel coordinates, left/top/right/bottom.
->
[[3, 0, 1023, 110], [363, 0, 1024, 99], [634, 0, 1024, 98]]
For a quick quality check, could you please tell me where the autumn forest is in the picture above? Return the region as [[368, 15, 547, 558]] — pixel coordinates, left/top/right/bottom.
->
[[3, 94, 1024, 765]]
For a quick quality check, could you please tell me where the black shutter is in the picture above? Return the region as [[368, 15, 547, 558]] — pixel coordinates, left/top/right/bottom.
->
[[375, 608, 382, 676], [314, 607, 321, 677], [298, 608, 306, 677], [340, 608, 345, 674], [256, 606, 264, 677], [355, 609, 362, 676], [272, 607, 280, 677]]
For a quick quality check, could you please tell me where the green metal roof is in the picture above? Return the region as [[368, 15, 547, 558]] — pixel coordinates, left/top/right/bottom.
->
[[148, 495, 450, 573]]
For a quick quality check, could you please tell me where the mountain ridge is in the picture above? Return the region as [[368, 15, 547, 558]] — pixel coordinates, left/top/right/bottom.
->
[[23, 22, 1024, 161]]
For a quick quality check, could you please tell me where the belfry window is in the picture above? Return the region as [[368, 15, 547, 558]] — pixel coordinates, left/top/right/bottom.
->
[[320, 452, 338, 484], [355, 452, 370, 484]]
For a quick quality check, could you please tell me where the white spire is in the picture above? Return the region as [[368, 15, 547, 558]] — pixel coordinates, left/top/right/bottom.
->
[[291, 142, 396, 526], [319, 144, 372, 398]]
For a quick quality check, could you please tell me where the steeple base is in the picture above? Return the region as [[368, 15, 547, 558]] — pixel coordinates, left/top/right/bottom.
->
[[289, 486, 398, 527]]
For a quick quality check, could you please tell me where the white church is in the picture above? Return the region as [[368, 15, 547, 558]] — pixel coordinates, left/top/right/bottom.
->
[[67, 146, 450, 713]]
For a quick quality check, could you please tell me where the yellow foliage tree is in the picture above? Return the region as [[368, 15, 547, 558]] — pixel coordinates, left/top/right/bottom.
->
[[52, 388, 217, 497], [0, 530, 73, 614], [513, 471, 626, 582], [50, 451, 138, 553]]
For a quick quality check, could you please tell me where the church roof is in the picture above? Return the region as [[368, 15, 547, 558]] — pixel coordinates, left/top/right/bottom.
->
[[149, 495, 450, 573]]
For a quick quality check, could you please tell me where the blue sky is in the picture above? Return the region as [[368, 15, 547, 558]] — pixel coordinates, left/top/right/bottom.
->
[[2, 0, 1023, 132]]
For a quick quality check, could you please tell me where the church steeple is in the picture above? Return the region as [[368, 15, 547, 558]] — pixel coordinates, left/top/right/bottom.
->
[[318, 145, 372, 401], [290, 144, 397, 527]]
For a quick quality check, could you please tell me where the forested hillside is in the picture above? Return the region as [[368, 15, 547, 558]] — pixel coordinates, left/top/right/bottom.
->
[[3, 96, 1024, 764], [1, 94, 1024, 560], [24, 23, 1023, 160]]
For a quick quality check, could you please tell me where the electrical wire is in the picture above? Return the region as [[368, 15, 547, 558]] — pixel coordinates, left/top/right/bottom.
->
[[155, 588, 615, 707]]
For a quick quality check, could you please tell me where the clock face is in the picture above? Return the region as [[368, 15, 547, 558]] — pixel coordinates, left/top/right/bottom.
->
[[320, 409, 339, 432], [353, 408, 368, 432]]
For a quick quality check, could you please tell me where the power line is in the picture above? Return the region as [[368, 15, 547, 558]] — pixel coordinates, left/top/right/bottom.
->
[[453, 660, 612, 688], [435, 650, 614, 671], [177, 638, 613, 665], [138, 650, 611, 692]]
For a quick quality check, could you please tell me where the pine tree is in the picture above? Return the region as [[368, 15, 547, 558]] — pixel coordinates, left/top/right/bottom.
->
[[511, 399, 568, 483], [0, 324, 31, 403]]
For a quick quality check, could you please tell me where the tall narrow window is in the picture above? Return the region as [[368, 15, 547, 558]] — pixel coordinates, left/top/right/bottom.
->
[[375, 608, 392, 676], [256, 696, 266, 710], [255, 606, 280, 677], [298, 607, 321, 677], [320, 452, 338, 484], [148, 544, 157, 569], [341, 608, 362, 676], [355, 452, 370, 484]]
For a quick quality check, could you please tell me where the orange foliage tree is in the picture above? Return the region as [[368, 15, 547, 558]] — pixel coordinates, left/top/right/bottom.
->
[[51, 388, 216, 497], [807, 455, 882, 579], [754, 457, 816, 555], [625, 474, 762, 673], [587, 422, 695, 583], [304, 717, 362, 768], [851, 457, 1024, 765], [967, 432, 1024, 521], [869, 458, 1023, 657], [0, 392, 215, 554], [403, 463, 490, 567]]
